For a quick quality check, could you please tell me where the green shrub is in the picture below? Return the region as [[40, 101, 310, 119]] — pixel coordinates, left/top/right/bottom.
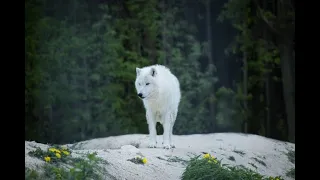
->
[[181, 153, 283, 180], [27, 146, 107, 180]]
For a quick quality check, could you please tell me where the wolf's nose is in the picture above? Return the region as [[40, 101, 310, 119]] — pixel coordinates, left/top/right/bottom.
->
[[138, 93, 143, 98]]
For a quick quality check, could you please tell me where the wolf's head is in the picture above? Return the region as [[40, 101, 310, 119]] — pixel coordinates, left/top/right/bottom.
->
[[135, 67, 158, 100]]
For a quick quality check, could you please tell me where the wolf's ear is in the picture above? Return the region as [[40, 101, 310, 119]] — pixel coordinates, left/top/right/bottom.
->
[[136, 67, 141, 76], [150, 67, 157, 77]]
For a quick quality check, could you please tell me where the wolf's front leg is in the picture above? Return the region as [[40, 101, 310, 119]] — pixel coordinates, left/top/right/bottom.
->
[[170, 111, 177, 148], [169, 122, 175, 149], [146, 111, 157, 148], [162, 113, 172, 149]]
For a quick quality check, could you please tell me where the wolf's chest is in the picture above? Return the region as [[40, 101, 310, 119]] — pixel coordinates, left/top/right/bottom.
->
[[144, 98, 167, 113], [148, 101, 164, 112], [144, 97, 169, 124]]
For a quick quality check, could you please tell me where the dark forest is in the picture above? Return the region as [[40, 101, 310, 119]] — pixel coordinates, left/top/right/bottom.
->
[[25, 0, 295, 144]]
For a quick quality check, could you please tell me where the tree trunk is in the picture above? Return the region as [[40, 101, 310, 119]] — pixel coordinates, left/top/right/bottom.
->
[[265, 66, 271, 137], [262, 0, 271, 137], [83, 57, 90, 140], [206, 0, 215, 132], [279, 42, 295, 143], [277, 0, 295, 143], [243, 52, 248, 133], [162, 0, 167, 65]]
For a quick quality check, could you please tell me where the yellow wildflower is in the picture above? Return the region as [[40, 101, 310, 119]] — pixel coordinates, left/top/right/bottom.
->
[[213, 159, 218, 163], [44, 156, 51, 162], [142, 157, 147, 164], [56, 153, 61, 158], [49, 148, 61, 154], [62, 150, 70, 155], [203, 153, 211, 159], [49, 148, 56, 152]]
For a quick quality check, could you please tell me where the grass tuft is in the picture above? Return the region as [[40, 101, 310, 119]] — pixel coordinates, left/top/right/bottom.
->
[[286, 150, 295, 164], [286, 168, 295, 178], [128, 156, 147, 165]]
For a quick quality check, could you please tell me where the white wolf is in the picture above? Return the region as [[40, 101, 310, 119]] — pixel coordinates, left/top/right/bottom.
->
[[135, 64, 181, 149]]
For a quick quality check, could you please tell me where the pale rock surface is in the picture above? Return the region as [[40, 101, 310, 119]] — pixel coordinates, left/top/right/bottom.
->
[[25, 133, 295, 180]]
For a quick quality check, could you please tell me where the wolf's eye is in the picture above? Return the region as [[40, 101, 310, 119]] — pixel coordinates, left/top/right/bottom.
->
[[139, 83, 141, 86], [146, 83, 150, 86]]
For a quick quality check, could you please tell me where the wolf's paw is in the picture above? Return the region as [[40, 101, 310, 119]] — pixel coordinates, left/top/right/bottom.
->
[[163, 143, 171, 149], [170, 144, 176, 148], [148, 142, 157, 148]]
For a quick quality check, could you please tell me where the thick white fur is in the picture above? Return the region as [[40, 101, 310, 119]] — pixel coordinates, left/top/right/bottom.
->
[[135, 64, 181, 149]]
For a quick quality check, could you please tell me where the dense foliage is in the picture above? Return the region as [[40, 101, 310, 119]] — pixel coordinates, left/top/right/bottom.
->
[[25, 0, 295, 144]]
